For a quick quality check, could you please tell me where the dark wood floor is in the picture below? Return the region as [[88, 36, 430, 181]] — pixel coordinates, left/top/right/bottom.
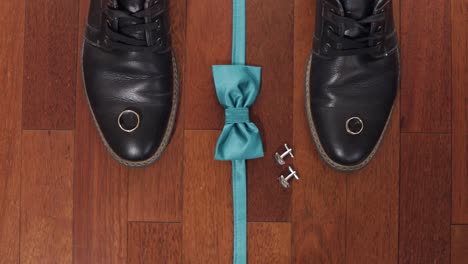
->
[[0, 0, 466, 263]]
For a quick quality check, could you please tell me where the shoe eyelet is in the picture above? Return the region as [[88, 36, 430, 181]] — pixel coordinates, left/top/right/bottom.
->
[[103, 36, 110, 45], [322, 43, 331, 55], [155, 19, 162, 30], [156, 37, 164, 47]]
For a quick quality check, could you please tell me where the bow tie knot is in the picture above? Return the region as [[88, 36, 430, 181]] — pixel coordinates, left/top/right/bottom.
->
[[225, 108, 250, 124], [212, 64, 264, 161]]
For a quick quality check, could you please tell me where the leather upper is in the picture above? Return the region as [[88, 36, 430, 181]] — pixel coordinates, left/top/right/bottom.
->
[[308, 0, 399, 169], [82, 0, 176, 163]]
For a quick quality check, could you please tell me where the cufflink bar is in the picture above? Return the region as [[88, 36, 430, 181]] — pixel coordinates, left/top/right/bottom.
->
[[274, 144, 294, 165]]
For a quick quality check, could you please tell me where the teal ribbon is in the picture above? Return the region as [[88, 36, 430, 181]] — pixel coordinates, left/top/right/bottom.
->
[[212, 0, 263, 263], [232, 0, 246, 65]]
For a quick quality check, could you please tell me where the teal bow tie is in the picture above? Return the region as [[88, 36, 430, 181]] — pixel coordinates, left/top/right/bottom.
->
[[213, 65, 264, 161], [212, 64, 264, 264], [212, 1, 263, 263]]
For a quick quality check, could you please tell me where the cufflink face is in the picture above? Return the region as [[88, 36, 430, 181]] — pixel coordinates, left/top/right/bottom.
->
[[275, 144, 294, 165], [275, 152, 287, 165], [278, 175, 291, 188], [118, 109, 140, 133], [346, 117, 364, 135]]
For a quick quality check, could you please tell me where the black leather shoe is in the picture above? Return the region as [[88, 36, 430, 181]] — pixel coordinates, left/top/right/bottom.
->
[[82, 0, 178, 167], [305, 0, 399, 172]]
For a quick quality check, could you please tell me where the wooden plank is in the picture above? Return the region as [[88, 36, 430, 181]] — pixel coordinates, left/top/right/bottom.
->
[[248, 223, 291, 264], [128, 223, 182, 264], [73, 1, 128, 263], [346, 104, 399, 263], [127, 0, 186, 222], [22, 0, 77, 129], [400, 0, 451, 132], [399, 134, 451, 263], [20, 131, 73, 264], [346, 2, 400, 263], [0, 0, 24, 262], [182, 130, 232, 263], [292, 0, 346, 263], [452, 225, 468, 264], [73, 73, 129, 264], [451, 0, 468, 223], [185, 0, 231, 129], [0, 144, 21, 264], [245, 0, 294, 222]]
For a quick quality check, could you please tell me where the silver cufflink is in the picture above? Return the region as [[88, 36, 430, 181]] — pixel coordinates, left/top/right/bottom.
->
[[278, 166, 299, 189], [274, 144, 294, 165]]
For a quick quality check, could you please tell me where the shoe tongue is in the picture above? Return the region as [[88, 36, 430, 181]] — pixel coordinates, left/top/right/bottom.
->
[[118, 0, 147, 13], [340, 0, 378, 19], [339, 0, 378, 38]]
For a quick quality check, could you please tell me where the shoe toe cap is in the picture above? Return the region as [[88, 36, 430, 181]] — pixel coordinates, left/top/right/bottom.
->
[[311, 107, 390, 170], [111, 135, 162, 163], [307, 52, 398, 170], [324, 144, 369, 167], [82, 42, 175, 166], [95, 106, 172, 164]]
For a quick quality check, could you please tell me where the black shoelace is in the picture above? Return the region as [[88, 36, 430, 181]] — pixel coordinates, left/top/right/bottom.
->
[[325, 11, 386, 56], [104, 4, 167, 52]]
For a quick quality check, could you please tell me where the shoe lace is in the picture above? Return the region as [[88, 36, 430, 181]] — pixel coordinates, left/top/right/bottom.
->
[[325, 10, 385, 56], [103, 2, 167, 52]]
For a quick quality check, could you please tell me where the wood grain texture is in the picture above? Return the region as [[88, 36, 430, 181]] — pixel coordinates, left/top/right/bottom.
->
[[20, 131, 73, 264], [292, 1, 346, 263], [0, 0, 24, 262], [246, 0, 294, 222], [400, 0, 451, 133], [452, 225, 468, 264], [399, 134, 451, 264], [185, 0, 231, 129], [73, 74, 129, 264], [128, 223, 182, 264], [73, 1, 128, 263], [346, 104, 399, 264], [248, 223, 291, 264], [182, 130, 233, 263], [346, 2, 400, 263], [22, 0, 78, 129], [128, 0, 186, 222], [185, 0, 294, 221], [451, 0, 468, 223], [0, 0, 465, 261]]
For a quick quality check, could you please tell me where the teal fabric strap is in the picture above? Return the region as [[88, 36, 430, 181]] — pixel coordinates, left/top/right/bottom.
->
[[212, 0, 263, 263], [232, 160, 247, 263], [232, 0, 246, 64]]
